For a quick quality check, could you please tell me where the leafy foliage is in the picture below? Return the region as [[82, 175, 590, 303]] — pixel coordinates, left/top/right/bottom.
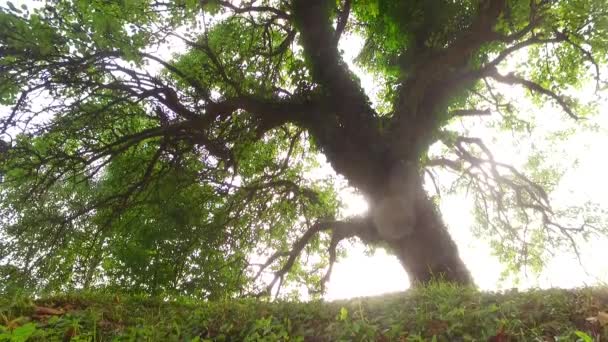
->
[[1, 284, 608, 341]]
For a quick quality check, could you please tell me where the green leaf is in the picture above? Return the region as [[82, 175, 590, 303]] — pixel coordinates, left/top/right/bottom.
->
[[339, 307, 349, 321], [11, 323, 37, 342], [574, 330, 594, 342]]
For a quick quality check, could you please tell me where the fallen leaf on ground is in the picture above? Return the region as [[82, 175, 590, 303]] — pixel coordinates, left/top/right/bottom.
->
[[488, 327, 511, 342], [34, 306, 64, 316], [586, 311, 608, 326]]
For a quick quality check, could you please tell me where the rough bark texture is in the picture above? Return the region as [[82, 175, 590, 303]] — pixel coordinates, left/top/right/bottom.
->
[[368, 167, 474, 285], [387, 192, 474, 285]]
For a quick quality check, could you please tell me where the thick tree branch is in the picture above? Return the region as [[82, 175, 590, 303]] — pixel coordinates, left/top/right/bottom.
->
[[483, 35, 565, 70], [426, 157, 462, 170], [291, 0, 376, 123], [334, 0, 352, 45], [402, 0, 508, 81], [261, 217, 376, 296], [201, 95, 317, 134], [451, 108, 492, 117], [495, 0, 546, 43], [289, 0, 392, 194], [389, 0, 510, 158], [261, 30, 296, 57], [486, 67, 579, 120], [215, 1, 290, 20]]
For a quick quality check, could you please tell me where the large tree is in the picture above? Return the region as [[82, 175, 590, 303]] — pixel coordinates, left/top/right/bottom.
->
[[0, 0, 607, 297]]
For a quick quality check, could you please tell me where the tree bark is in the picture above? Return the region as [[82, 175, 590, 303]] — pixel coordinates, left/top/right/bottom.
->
[[386, 196, 473, 285], [365, 164, 474, 285]]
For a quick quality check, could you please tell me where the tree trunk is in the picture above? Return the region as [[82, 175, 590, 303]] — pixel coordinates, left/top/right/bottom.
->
[[386, 196, 473, 285], [366, 164, 474, 285]]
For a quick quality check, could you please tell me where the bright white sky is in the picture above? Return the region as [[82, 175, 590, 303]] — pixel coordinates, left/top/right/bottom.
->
[[3, 0, 608, 301]]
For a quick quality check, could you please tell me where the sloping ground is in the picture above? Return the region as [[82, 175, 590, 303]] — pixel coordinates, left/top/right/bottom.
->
[[1, 284, 607, 341]]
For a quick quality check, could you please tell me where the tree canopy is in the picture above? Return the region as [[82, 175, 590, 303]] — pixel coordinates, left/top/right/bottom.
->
[[1, 0, 607, 299]]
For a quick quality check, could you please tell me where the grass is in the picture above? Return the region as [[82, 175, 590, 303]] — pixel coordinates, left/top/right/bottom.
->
[[1, 283, 608, 341]]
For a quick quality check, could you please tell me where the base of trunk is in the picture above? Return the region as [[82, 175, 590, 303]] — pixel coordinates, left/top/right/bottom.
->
[[386, 194, 473, 285], [367, 167, 474, 286], [390, 232, 473, 285]]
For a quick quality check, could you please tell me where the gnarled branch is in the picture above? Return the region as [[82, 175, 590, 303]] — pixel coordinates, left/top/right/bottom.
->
[[258, 217, 376, 297], [486, 67, 579, 120], [450, 108, 492, 117]]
